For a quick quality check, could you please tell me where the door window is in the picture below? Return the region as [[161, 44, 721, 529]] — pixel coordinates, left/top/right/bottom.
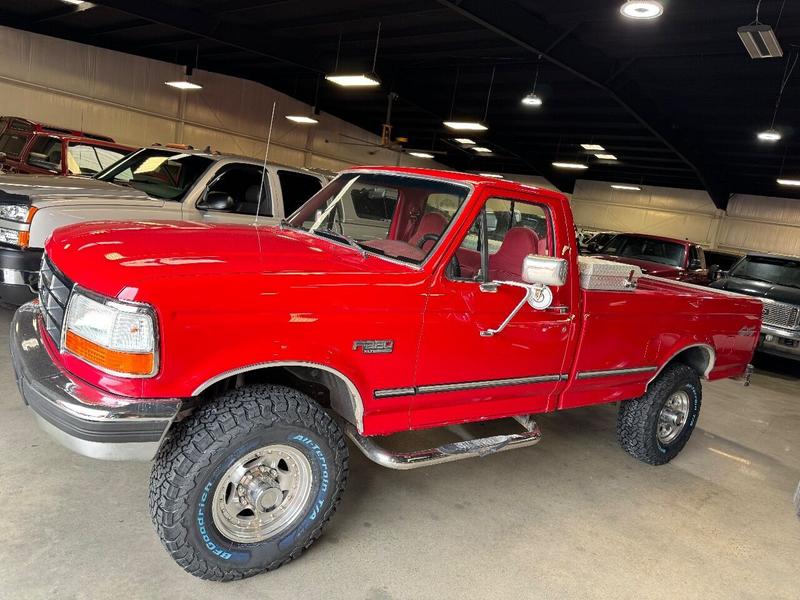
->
[[25, 136, 63, 171], [0, 132, 30, 159], [277, 170, 323, 217], [205, 165, 271, 216], [66, 142, 129, 175], [451, 197, 552, 283]]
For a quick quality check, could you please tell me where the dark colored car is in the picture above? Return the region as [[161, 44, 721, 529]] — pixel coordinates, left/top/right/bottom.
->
[[590, 233, 710, 285], [711, 253, 800, 361], [0, 116, 133, 177], [705, 250, 744, 281]]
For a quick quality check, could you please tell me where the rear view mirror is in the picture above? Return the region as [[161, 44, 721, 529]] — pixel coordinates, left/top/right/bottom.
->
[[198, 191, 234, 211], [522, 255, 568, 287]]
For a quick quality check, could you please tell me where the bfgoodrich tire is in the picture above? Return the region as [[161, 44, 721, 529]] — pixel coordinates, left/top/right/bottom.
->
[[149, 384, 348, 581], [617, 363, 702, 465]]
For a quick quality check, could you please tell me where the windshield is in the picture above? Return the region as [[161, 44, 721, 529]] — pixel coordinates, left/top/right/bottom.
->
[[599, 234, 686, 267], [94, 148, 213, 201], [730, 255, 800, 288], [289, 172, 470, 265]]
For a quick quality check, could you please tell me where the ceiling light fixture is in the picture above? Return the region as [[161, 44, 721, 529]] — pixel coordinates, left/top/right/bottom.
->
[[611, 184, 642, 191], [595, 153, 618, 160], [61, 0, 85, 4], [165, 50, 203, 91], [522, 57, 544, 108], [777, 178, 800, 186], [738, 2, 783, 59], [552, 161, 588, 170], [620, 1, 664, 20], [757, 129, 782, 142], [473, 146, 493, 153], [286, 115, 319, 124], [409, 151, 434, 159], [480, 173, 504, 178], [454, 138, 476, 145], [581, 143, 605, 151], [326, 24, 383, 88], [444, 121, 488, 131]]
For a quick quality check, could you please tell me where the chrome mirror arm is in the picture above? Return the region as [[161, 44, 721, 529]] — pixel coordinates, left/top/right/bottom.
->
[[480, 281, 550, 337]]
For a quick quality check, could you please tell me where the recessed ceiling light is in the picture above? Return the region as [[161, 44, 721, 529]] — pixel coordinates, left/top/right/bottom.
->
[[552, 162, 588, 170], [325, 73, 381, 87], [611, 184, 642, 191], [285, 115, 319, 124], [620, 1, 664, 20], [521, 93, 543, 107], [444, 121, 488, 131], [777, 178, 800, 186], [409, 151, 434, 159], [757, 129, 782, 142], [454, 138, 476, 145], [480, 173, 504, 178], [595, 153, 618, 160], [164, 80, 203, 90], [581, 143, 605, 151], [473, 146, 493, 153]]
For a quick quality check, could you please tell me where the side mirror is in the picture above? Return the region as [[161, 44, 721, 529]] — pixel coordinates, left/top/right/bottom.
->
[[522, 255, 568, 287], [198, 190, 234, 211], [0, 152, 7, 163], [689, 258, 702, 270]]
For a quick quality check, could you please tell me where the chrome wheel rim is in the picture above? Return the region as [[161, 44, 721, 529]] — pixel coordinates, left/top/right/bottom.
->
[[657, 390, 691, 445], [212, 444, 313, 544]]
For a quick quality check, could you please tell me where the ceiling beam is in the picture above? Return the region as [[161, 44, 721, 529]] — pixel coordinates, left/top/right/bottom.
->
[[434, 0, 732, 209]]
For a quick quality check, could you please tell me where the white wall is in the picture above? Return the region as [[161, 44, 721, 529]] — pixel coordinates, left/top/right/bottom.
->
[[0, 25, 440, 172], [571, 180, 800, 257]]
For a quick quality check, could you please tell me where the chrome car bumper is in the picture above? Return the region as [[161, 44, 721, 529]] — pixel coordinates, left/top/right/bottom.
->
[[10, 303, 181, 461], [759, 324, 800, 361]]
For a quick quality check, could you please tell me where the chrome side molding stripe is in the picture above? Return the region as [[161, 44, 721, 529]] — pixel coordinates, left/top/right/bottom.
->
[[373, 374, 565, 399], [576, 366, 657, 380]]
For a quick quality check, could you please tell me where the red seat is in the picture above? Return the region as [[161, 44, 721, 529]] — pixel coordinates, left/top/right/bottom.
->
[[409, 212, 449, 248], [489, 227, 540, 282]]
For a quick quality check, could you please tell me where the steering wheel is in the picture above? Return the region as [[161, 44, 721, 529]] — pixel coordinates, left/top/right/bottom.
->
[[416, 233, 461, 278]]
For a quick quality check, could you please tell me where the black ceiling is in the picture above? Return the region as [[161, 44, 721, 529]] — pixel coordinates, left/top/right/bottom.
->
[[3, 0, 800, 208]]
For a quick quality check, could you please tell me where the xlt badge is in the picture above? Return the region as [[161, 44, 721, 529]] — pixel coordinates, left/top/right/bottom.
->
[[353, 340, 394, 354]]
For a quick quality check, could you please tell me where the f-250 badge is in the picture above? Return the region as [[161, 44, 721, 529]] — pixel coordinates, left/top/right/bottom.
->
[[353, 340, 394, 354]]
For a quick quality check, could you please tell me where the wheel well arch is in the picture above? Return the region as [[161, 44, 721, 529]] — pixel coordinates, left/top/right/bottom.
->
[[648, 344, 716, 385], [191, 362, 365, 432]]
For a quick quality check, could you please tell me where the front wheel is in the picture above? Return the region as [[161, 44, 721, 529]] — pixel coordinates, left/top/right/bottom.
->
[[149, 385, 348, 581], [617, 363, 702, 465]]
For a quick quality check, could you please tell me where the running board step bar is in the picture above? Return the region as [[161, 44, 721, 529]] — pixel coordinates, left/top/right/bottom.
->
[[344, 420, 541, 470]]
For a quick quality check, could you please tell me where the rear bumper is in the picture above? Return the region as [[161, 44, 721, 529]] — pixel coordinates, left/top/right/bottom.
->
[[759, 324, 800, 361], [0, 246, 42, 305], [10, 303, 181, 461]]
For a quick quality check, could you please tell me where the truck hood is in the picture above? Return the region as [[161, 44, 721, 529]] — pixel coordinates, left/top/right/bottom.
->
[[590, 254, 681, 277], [0, 175, 158, 207], [710, 276, 800, 305], [47, 221, 415, 298]]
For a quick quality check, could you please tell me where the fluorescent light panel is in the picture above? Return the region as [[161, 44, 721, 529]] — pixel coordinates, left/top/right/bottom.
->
[[472, 146, 492, 153], [444, 121, 488, 131], [581, 143, 605, 151], [611, 184, 641, 191], [521, 93, 543, 107], [757, 129, 781, 142], [480, 173, 504, 178], [286, 115, 318, 124], [325, 73, 381, 87], [595, 153, 618, 160], [737, 24, 783, 59], [164, 80, 203, 90], [409, 151, 434, 159], [61, 0, 86, 4], [620, 1, 664, 20], [777, 178, 800, 186], [454, 138, 476, 145], [552, 162, 588, 170]]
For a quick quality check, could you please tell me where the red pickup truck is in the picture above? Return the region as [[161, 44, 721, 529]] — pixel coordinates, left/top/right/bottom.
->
[[11, 167, 761, 581], [0, 116, 133, 176], [589, 232, 711, 285]]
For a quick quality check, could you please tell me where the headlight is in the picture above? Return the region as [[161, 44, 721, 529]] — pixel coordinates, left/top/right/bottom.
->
[[63, 289, 158, 377], [0, 204, 33, 222]]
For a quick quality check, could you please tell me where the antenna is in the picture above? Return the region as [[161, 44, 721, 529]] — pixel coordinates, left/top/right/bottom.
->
[[255, 101, 277, 225]]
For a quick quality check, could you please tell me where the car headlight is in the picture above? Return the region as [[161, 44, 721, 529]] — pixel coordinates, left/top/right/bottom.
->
[[63, 289, 158, 377], [0, 204, 34, 222], [0, 204, 36, 247]]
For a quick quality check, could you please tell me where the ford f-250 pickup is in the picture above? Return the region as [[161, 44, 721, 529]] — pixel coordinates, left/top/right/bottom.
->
[[10, 167, 762, 581]]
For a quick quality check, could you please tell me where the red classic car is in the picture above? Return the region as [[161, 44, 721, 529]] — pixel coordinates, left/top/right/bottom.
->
[[0, 116, 133, 176], [590, 232, 711, 285], [11, 167, 761, 580]]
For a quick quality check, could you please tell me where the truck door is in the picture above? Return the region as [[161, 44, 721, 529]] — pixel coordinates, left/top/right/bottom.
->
[[412, 191, 576, 429]]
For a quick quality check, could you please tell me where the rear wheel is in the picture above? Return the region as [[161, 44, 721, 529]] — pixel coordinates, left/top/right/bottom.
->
[[149, 384, 348, 581], [617, 363, 702, 465]]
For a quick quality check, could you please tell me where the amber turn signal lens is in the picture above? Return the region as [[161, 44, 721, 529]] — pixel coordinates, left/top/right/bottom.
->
[[18, 206, 37, 248], [65, 330, 154, 376]]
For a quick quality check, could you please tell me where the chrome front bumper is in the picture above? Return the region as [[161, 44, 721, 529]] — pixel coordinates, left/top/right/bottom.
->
[[10, 303, 181, 461], [759, 324, 800, 360]]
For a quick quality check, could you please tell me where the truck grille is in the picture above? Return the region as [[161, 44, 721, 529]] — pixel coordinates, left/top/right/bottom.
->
[[762, 300, 800, 330], [38, 255, 73, 345]]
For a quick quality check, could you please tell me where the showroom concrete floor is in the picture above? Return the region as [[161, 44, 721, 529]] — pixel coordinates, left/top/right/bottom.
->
[[0, 308, 798, 600]]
